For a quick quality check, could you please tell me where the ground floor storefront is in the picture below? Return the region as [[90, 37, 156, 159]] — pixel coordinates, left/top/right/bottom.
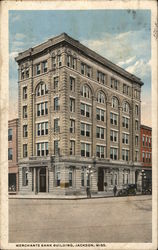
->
[[18, 156, 143, 195], [8, 167, 18, 194]]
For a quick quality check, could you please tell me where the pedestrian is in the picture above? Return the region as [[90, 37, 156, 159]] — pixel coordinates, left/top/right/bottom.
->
[[113, 185, 117, 197], [86, 186, 91, 198]]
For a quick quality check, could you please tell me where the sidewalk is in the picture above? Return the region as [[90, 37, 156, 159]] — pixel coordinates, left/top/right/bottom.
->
[[9, 191, 114, 200]]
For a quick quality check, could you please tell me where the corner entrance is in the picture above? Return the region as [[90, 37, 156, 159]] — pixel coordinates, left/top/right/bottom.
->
[[40, 168, 46, 192], [98, 168, 104, 191]]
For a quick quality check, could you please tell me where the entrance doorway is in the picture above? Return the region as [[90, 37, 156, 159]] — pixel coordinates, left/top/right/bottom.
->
[[40, 168, 46, 192], [98, 168, 104, 191]]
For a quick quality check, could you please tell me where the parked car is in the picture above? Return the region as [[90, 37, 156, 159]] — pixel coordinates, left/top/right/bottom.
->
[[117, 184, 137, 196], [142, 187, 152, 195]]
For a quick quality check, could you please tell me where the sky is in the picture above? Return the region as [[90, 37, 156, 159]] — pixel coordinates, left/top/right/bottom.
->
[[9, 10, 151, 126]]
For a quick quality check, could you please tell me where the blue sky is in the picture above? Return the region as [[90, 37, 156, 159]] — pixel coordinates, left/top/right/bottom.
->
[[9, 10, 151, 126]]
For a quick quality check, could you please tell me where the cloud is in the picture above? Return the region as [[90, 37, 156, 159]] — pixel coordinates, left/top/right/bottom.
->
[[82, 30, 150, 65], [117, 56, 136, 67], [15, 33, 26, 40], [125, 59, 151, 78]]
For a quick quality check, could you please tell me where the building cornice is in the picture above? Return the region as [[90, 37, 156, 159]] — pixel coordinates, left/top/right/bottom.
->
[[15, 33, 144, 86]]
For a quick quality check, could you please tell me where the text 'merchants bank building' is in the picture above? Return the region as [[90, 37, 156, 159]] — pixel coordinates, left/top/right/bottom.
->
[[15, 33, 143, 195]]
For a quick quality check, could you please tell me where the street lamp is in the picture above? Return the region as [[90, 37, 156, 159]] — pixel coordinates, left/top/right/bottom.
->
[[141, 169, 146, 194], [86, 165, 94, 198]]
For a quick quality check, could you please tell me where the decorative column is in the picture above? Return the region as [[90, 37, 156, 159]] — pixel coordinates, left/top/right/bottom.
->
[[106, 101, 111, 158], [46, 167, 49, 193], [118, 106, 122, 160], [92, 96, 97, 157], [34, 168, 36, 194]]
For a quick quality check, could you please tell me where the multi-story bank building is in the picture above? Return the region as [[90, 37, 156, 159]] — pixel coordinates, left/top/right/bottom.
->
[[15, 33, 143, 195]]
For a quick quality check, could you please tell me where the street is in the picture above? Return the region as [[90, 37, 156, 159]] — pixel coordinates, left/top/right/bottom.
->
[[9, 195, 152, 243]]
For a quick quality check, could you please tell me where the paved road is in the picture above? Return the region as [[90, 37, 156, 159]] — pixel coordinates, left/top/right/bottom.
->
[[9, 195, 152, 243]]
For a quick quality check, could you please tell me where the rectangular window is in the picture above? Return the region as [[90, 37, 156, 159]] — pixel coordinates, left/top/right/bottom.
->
[[72, 57, 77, 69], [23, 144, 27, 158], [97, 71, 105, 84], [96, 108, 105, 121], [110, 147, 118, 160], [96, 145, 105, 158], [22, 168, 28, 186], [54, 97, 59, 111], [81, 143, 90, 157], [111, 78, 118, 90], [70, 140, 75, 155], [81, 171, 84, 187], [70, 98, 75, 112], [135, 120, 138, 131], [149, 137, 151, 147], [81, 63, 85, 75], [23, 125, 28, 138], [110, 130, 118, 142], [41, 142, 45, 156], [56, 172, 60, 187], [54, 140, 59, 155], [110, 113, 118, 126], [45, 122, 48, 135], [54, 119, 59, 132], [70, 119, 75, 133], [25, 68, 29, 78], [96, 127, 105, 139], [80, 103, 91, 117], [41, 123, 45, 135], [45, 102, 48, 115], [122, 117, 129, 129], [21, 69, 25, 80], [135, 105, 139, 116], [52, 57, 56, 68], [41, 103, 44, 115], [81, 123, 91, 137], [135, 136, 139, 146], [142, 152, 145, 162], [54, 77, 59, 89], [142, 136, 145, 146], [23, 86, 27, 99], [122, 133, 129, 144], [43, 61, 48, 73], [70, 77, 75, 91], [46, 142, 49, 155], [8, 128, 13, 141], [67, 55, 71, 67], [23, 106, 27, 118], [86, 66, 91, 77], [8, 148, 13, 160], [57, 55, 62, 66], [135, 151, 138, 162], [122, 149, 129, 161], [36, 63, 40, 75], [146, 136, 148, 146], [69, 172, 72, 187]]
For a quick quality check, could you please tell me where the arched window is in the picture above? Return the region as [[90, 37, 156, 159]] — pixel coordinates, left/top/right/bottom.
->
[[81, 85, 91, 98], [112, 97, 118, 109], [36, 82, 48, 96], [123, 102, 130, 113], [97, 92, 105, 104]]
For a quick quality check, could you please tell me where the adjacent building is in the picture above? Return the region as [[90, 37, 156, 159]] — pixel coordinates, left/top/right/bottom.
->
[[15, 33, 143, 195], [8, 118, 19, 194], [140, 125, 152, 189]]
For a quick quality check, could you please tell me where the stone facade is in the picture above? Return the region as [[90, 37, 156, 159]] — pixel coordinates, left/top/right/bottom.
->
[[8, 118, 19, 194], [15, 33, 143, 195], [140, 125, 152, 189]]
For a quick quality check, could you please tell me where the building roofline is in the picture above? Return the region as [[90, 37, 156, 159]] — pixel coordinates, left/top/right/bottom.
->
[[140, 124, 152, 131], [15, 33, 144, 86]]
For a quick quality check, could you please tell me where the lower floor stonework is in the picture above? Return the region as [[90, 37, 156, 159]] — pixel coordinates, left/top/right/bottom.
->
[[18, 156, 143, 195]]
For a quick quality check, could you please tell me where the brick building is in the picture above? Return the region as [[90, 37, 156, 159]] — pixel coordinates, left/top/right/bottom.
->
[[15, 33, 143, 195], [8, 118, 19, 194], [140, 125, 152, 188]]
